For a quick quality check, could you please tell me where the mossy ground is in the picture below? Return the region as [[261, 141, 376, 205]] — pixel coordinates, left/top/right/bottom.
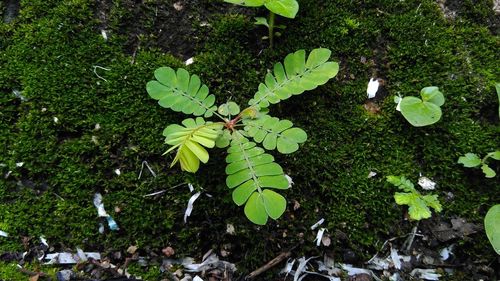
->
[[0, 0, 498, 280]]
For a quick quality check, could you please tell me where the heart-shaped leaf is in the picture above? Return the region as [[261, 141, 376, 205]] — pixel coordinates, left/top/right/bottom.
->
[[485, 204, 500, 254]]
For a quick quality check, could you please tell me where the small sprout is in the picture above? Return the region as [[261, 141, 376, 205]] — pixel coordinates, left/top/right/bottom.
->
[[387, 175, 442, 220], [458, 151, 499, 178], [397, 86, 445, 127], [484, 204, 500, 254]]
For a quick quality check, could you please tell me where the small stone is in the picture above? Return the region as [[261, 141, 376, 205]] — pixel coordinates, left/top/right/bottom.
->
[[293, 200, 300, 210], [220, 249, 230, 257], [162, 246, 175, 257], [226, 224, 235, 235], [174, 269, 183, 277], [321, 235, 331, 247], [114, 206, 121, 213]]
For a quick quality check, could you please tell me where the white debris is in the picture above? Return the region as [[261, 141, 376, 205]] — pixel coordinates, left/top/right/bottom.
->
[[94, 123, 101, 130], [368, 171, 377, 178], [294, 257, 315, 281], [76, 248, 87, 262], [93, 193, 119, 231], [418, 176, 436, 190], [226, 224, 236, 235], [193, 276, 204, 281], [44, 252, 101, 264], [98, 223, 105, 234], [394, 95, 402, 111], [281, 259, 295, 276], [367, 257, 391, 270], [53, 117, 59, 123], [143, 189, 167, 197], [285, 174, 294, 188], [184, 192, 202, 223], [314, 228, 327, 247], [40, 236, 48, 247], [188, 183, 194, 192], [101, 29, 108, 40], [183, 252, 236, 273], [310, 218, 325, 230], [13, 89, 28, 101], [367, 78, 380, 99], [114, 169, 121, 176], [173, 1, 183, 11], [390, 247, 402, 270], [440, 245, 453, 261], [410, 268, 441, 280], [0, 230, 8, 237], [340, 264, 372, 276], [185, 57, 194, 66], [16, 162, 24, 167]]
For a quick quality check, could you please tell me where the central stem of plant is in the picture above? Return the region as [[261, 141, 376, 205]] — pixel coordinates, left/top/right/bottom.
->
[[268, 11, 275, 49], [225, 115, 241, 131]]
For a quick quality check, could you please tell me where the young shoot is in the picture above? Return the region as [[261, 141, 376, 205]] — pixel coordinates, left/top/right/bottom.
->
[[387, 175, 442, 221], [146, 48, 339, 224], [458, 151, 500, 178], [395, 86, 445, 127], [223, 0, 299, 49]]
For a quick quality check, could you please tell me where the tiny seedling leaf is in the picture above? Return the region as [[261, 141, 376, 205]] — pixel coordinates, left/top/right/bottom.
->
[[458, 153, 482, 168], [484, 204, 500, 255], [399, 87, 444, 127], [264, 0, 299, 18], [223, 0, 265, 7], [254, 17, 269, 27], [481, 164, 496, 178], [218, 101, 240, 116]]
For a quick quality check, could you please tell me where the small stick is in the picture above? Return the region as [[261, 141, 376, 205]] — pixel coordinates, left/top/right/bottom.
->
[[245, 251, 292, 279]]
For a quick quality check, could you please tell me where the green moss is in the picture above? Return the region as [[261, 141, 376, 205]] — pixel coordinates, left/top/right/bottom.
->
[[0, 0, 499, 278]]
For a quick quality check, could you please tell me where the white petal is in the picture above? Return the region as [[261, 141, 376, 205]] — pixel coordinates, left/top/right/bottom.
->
[[394, 95, 402, 111], [16, 162, 24, 167], [193, 276, 204, 281], [314, 228, 326, 247], [367, 171, 377, 178], [53, 117, 59, 123], [184, 192, 202, 223], [367, 78, 380, 99], [40, 236, 48, 247], [114, 169, 121, 175], [390, 247, 402, 270], [188, 183, 195, 192], [101, 30, 108, 40], [285, 174, 294, 188], [0, 230, 8, 237]]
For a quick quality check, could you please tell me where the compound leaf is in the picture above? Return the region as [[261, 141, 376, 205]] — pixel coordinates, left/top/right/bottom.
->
[[243, 115, 307, 154], [226, 139, 289, 224], [162, 118, 222, 173], [485, 204, 500, 254], [458, 153, 481, 168], [147, 67, 217, 118], [249, 48, 339, 108]]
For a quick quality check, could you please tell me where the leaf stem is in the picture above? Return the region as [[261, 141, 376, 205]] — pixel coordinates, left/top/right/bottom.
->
[[268, 11, 275, 49]]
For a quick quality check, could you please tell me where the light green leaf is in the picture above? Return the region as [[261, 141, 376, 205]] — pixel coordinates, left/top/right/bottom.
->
[[482, 164, 496, 178], [391, 176, 441, 221], [218, 101, 240, 116], [386, 175, 414, 192], [147, 67, 216, 117], [262, 189, 286, 219], [488, 151, 500, 161], [485, 204, 500, 254], [496, 83, 500, 119], [254, 17, 269, 27], [244, 193, 268, 225], [400, 96, 442, 127], [223, 0, 265, 6], [264, 0, 299, 18], [458, 153, 481, 168], [215, 130, 232, 148], [249, 48, 339, 108], [420, 86, 445, 106]]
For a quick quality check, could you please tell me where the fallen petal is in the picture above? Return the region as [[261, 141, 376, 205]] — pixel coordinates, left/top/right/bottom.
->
[[184, 192, 202, 223]]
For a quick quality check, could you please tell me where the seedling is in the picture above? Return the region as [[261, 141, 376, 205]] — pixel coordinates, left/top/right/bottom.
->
[[484, 204, 500, 255], [223, 0, 299, 49], [146, 48, 339, 224], [496, 82, 499, 119], [458, 151, 500, 178], [394, 86, 445, 127], [387, 175, 442, 220]]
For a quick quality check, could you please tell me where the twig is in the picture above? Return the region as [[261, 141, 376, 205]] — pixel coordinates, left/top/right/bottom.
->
[[245, 250, 292, 279], [143, 182, 188, 197], [404, 223, 420, 252], [138, 160, 157, 179]]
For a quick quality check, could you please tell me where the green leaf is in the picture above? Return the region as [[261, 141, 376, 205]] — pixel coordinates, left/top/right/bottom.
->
[[162, 118, 221, 173], [420, 86, 445, 106], [386, 175, 415, 192], [223, 0, 265, 6], [249, 48, 339, 108], [400, 96, 442, 127], [215, 130, 232, 148], [264, 0, 299, 18], [484, 204, 500, 255], [243, 115, 307, 154], [496, 83, 500, 119], [488, 151, 500, 161], [254, 17, 269, 27], [226, 139, 289, 224], [394, 193, 432, 220], [458, 153, 481, 168], [218, 101, 240, 116], [244, 193, 268, 225], [482, 164, 496, 178], [147, 67, 216, 117]]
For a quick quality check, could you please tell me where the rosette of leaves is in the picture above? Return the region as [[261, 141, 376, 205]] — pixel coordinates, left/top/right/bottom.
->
[[395, 86, 445, 127], [146, 48, 339, 224], [458, 151, 500, 178], [223, 0, 299, 48], [387, 176, 442, 220]]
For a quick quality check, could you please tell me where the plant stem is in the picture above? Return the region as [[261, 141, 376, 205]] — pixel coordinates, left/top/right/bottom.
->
[[268, 11, 275, 49]]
